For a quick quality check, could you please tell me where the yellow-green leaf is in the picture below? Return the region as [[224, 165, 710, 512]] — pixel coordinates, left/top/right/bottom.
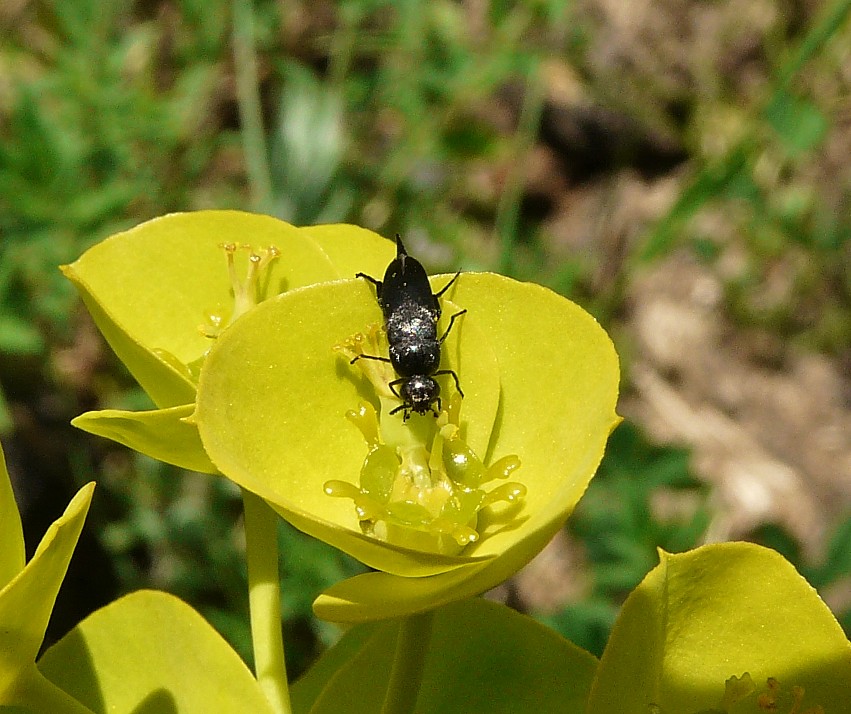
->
[[315, 275, 620, 621], [587, 543, 851, 713], [38, 590, 274, 714], [0, 483, 94, 703], [0, 447, 24, 589], [62, 211, 339, 407], [290, 622, 381, 714], [196, 277, 501, 576], [294, 598, 597, 714], [72, 404, 215, 474], [5, 668, 99, 714], [302, 223, 396, 279]]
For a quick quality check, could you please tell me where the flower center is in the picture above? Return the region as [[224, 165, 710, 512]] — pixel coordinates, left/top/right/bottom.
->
[[326, 329, 526, 555], [202, 242, 281, 336]]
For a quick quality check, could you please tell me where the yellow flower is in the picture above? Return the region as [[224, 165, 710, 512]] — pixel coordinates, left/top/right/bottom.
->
[[64, 212, 620, 623], [194, 268, 620, 622]]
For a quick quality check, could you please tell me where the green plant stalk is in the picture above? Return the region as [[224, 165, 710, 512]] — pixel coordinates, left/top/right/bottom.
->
[[243, 489, 292, 714], [495, 58, 546, 275], [327, 2, 360, 89], [232, 0, 273, 212], [380, 610, 435, 714]]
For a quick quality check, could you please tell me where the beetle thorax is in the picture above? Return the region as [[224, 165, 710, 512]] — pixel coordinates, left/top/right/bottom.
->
[[399, 375, 440, 413]]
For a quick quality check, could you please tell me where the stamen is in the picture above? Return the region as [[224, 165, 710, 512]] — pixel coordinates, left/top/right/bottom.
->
[[334, 325, 396, 400], [200, 242, 281, 341]]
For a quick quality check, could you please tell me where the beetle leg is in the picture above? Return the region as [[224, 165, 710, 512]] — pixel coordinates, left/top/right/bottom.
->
[[355, 272, 383, 299], [438, 309, 467, 343], [434, 369, 464, 398], [388, 401, 411, 421], [388, 379, 416, 422], [387, 377, 405, 399], [350, 353, 392, 366], [434, 271, 461, 298]]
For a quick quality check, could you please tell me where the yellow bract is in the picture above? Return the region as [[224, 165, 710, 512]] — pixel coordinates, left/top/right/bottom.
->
[[0, 443, 94, 710], [587, 543, 851, 713], [195, 270, 620, 620], [64, 211, 394, 471]]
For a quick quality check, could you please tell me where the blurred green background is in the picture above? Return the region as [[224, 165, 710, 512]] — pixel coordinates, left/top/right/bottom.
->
[[2, 0, 850, 676]]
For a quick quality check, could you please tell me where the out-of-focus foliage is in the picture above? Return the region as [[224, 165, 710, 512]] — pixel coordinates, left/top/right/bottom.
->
[[636, 2, 851, 353]]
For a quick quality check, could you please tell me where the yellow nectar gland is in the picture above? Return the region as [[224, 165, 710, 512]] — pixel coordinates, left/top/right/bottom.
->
[[324, 391, 526, 556]]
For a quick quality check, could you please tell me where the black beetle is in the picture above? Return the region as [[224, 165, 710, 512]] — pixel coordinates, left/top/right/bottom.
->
[[352, 234, 466, 420]]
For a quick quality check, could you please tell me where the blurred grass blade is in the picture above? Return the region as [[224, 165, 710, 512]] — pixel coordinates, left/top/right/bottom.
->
[[639, 0, 851, 261], [269, 63, 349, 225], [232, 0, 273, 211]]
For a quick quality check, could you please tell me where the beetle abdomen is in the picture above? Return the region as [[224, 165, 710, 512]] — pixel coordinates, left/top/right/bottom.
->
[[385, 302, 437, 344]]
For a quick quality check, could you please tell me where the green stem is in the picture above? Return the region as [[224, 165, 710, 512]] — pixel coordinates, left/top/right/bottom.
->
[[232, 0, 273, 212], [380, 610, 435, 714], [243, 489, 292, 714], [495, 57, 546, 275]]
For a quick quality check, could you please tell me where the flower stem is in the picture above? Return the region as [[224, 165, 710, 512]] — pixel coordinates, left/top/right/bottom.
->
[[380, 610, 435, 714], [243, 489, 292, 714]]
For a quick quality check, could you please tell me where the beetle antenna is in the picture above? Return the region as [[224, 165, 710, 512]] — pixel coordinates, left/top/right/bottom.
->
[[394, 233, 408, 257]]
